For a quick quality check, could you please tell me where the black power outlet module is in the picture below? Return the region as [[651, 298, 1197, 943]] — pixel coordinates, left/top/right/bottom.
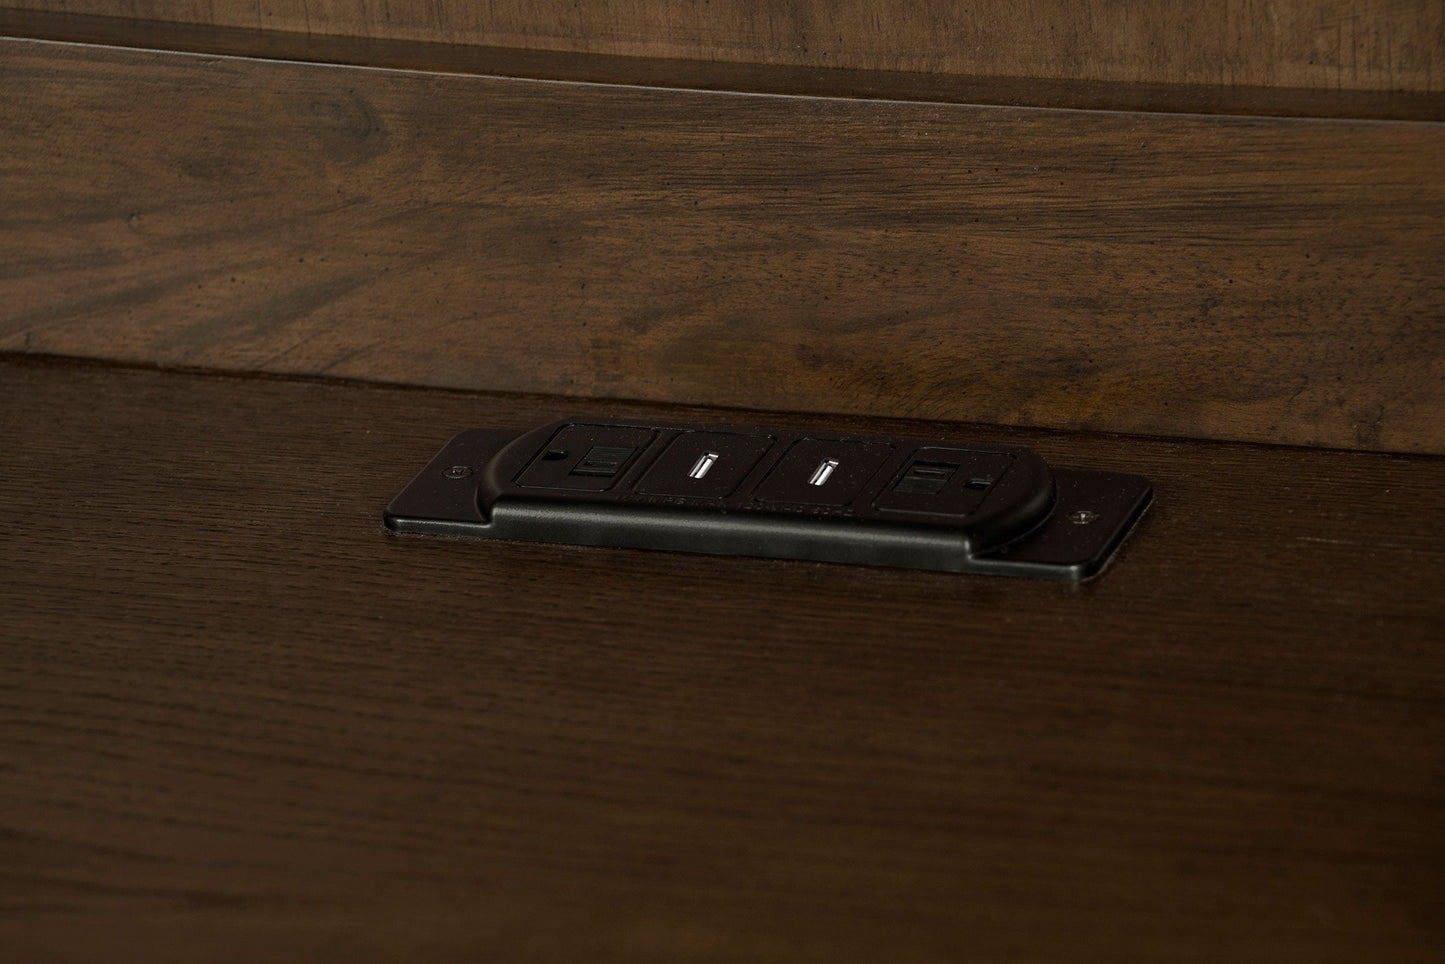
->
[[384, 418, 1151, 580]]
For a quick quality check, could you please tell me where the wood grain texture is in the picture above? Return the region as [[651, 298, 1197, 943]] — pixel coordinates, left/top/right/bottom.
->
[[1, 356, 1443, 961], [2, 0, 1442, 92], [6, 7, 1444, 120], [3, 40, 1442, 454]]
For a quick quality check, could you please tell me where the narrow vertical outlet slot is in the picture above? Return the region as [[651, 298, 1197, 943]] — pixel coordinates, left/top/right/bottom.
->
[[808, 459, 840, 486], [634, 432, 775, 499], [689, 452, 720, 480], [753, 439, 893, 506]]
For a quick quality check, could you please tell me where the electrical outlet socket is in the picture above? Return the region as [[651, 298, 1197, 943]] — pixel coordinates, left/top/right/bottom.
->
[[874, 447, 1016, 517], [514, 423, 656, 491], [634, 431, 775, 499], [752, 439, 895, 507], [386, 418, 1151, 580]]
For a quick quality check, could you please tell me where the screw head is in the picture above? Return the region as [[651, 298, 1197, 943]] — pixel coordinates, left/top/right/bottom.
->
[[1069, 509, 1098, 525], [443, 465, 472, 479]]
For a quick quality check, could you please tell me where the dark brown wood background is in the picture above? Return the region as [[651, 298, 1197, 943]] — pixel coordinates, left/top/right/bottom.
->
[[2, 2, 1442, 960], [2, 35, 1442, 453], [3, 359, 1442, 961], [4, 0, 1442, 91]]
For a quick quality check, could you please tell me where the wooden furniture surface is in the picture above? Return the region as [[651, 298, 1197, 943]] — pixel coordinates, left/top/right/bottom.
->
[[4, 38, 1443, 453], [5, 8, 1443, 120], [2, 358, 1443, 961], [4, 3, 1442, 959], [3, 0, 1441, 92]]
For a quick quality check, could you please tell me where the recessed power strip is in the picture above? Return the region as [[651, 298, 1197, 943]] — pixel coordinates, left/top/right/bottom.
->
[[385, 418, 1151, 580]]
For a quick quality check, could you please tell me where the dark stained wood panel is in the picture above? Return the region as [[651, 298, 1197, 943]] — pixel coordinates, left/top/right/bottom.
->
[[3, 41, 1442, 454], [6, 8, 1443, 121], [1, 0, 1441, 92], [2, 357, 1443, 961]]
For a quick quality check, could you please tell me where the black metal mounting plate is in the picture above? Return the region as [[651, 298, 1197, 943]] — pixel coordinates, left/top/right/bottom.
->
[[384, 420, 1151, 581]]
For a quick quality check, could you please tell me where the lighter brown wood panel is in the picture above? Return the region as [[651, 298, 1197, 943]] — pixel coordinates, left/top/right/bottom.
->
[[6, 7, 1445, 120], [3, 0, 1442, 92], [1, 358, 1442, 961], [2, 40, 1443, 453]]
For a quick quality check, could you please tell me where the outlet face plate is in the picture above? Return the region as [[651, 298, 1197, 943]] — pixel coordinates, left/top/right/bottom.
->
[[384, 419, 1151, 580]]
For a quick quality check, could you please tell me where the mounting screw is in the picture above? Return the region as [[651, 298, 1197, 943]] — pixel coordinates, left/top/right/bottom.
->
[[1069, 509, 1098, 525], [443, 465, 472, 479]]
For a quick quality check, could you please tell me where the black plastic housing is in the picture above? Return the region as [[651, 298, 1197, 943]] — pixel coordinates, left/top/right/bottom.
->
[[384, 418, 1151, 580]]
